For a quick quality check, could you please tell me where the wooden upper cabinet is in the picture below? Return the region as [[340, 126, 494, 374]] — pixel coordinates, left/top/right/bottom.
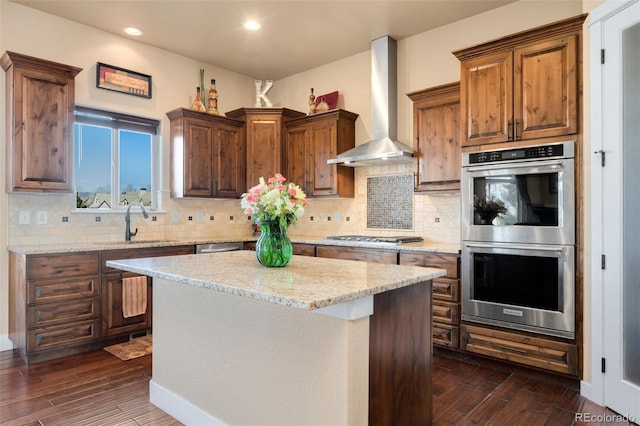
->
[[407, 82, 461, 192], [226, 107, 305, 188], [284, 109, 357, 198], [167, 108, 245, 198], [1, 51, 82, 192], [454, 14, 586, 147]]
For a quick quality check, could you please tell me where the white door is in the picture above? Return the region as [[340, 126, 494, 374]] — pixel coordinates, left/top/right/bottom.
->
[[599, 0, 640, 420]]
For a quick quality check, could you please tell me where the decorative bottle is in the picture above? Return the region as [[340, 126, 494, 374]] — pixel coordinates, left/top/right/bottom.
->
[[308, 87, 316, 115], [191, 87, 206, 112], [207, 79, 219, 115]]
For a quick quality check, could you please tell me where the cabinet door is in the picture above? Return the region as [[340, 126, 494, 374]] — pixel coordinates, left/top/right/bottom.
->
[[246, 116, 283, 187], [410, 83, 461, 192], [101, 273, 152, 338], [514, 35, 578, 141], [183, 117, 214, 197], [308, 121, 338, 196], [2, 53, 81, 192], [214, 122, 246, 198], [460, 51, 513, 146], [284, 124, 310, 194]]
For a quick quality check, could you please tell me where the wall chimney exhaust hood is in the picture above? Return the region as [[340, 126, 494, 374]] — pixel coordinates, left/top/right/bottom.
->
[[327, 36, 414, 167]]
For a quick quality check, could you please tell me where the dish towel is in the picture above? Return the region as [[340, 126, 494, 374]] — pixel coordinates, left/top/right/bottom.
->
[[122, 276, 147, 318]]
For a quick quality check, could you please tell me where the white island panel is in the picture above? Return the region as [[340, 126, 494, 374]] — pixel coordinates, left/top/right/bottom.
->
[[151, 277, 369, 425]]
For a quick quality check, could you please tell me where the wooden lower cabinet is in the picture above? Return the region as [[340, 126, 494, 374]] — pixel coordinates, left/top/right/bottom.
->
[[101, 273, 151, 339], [399, 251, 461, 349], [243, 241, 316, 256], [100, 245, 195, 340], [9, 251, 102, 364], [9, 245, 196, 364], [461, 324, 578, 376], [316, 245, 397, 264]]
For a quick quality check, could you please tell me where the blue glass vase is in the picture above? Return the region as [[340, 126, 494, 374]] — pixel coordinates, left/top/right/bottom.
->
[[255, 220, 293, 267]]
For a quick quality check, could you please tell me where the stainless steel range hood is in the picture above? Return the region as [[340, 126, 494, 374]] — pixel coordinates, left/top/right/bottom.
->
[[327, 36, 414, 167]]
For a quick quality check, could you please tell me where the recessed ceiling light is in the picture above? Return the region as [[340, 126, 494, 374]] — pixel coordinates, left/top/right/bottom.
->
[[124, 27, 143, 36], [244, 21, 261, 31]]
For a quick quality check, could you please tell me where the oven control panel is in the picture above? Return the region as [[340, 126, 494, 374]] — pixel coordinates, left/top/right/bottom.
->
[[467, 143, 568, 165]]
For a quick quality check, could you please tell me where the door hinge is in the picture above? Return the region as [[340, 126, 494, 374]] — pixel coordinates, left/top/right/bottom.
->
[[601, 357, 606, 373], [601, 254, 606, 270], [601, 49, 605, 64]]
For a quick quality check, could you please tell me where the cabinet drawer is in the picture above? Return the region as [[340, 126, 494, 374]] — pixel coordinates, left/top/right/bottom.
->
[[433, 300, 459, 325], [461, 324, 578, 376], [28, 319, 100, 352], [28, 276, 99, 305], [27, 253, 100, 280], [316, 246, 397, 265], [101, 245, 195, 273], [293, 243, 316, 257], [432, 277, 460, 302], [28, 298, 99, 327], [433, 323, 459, 348], [399, 252, 459, 278]]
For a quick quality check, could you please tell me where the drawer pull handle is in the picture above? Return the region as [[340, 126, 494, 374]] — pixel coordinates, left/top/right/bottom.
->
[[36, 311, 41, 321], [36, 287, 42, 297], [56, 264, 81, 269], [494, 343, 528, 354]]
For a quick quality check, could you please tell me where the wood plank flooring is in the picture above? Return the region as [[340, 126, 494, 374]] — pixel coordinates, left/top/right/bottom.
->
[[1, 347, 635, 425]]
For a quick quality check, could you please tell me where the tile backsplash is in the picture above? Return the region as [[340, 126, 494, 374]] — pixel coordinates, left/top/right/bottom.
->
[[7, 168, 461, 246], [366, 174, 414, 230]]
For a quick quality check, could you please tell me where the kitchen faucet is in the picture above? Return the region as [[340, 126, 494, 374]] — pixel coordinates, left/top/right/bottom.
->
[[124, 203, 149, 241]]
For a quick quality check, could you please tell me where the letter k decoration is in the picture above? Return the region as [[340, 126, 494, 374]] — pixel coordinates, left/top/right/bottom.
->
[[254, 80, 274, 107]]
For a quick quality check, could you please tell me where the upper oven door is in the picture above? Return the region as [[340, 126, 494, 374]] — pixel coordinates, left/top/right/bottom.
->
[[462, 157, 575, 245]]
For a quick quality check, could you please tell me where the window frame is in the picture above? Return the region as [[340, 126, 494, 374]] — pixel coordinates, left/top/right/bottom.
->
[[73, 106, 161, 212]]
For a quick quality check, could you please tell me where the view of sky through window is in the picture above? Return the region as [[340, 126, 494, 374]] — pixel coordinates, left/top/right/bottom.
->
[[74, 123, 152, 209]]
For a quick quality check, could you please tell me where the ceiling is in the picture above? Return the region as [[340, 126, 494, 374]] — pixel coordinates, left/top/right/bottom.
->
[[11, 0, 516, 80]]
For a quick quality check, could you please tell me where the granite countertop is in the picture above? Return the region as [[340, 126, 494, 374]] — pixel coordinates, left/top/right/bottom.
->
[[8, 236, 460, 255], [106, 250, 446, 310]]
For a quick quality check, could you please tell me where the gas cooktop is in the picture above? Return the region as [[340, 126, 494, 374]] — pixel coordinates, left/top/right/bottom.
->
[[324, 235, 424, 244]]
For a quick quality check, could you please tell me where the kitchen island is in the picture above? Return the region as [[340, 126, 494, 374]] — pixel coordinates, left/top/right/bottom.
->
[[107, 250, 445, 426]]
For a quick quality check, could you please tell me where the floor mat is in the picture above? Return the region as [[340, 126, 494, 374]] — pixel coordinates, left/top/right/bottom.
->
[[103, 335, 152, 360]]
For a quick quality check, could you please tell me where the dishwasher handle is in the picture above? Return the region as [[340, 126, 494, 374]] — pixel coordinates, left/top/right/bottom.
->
[[196, 242, 244, 254]]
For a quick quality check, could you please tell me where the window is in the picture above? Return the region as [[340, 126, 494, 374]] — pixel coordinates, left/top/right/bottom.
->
[[74, 107, 160, 210]]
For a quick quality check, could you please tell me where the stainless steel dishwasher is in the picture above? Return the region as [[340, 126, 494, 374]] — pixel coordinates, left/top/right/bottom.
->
[[196, 241, 245, 254]]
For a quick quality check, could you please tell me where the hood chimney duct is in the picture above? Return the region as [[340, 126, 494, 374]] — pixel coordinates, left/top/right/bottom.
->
[[327, 35, 414, 167]]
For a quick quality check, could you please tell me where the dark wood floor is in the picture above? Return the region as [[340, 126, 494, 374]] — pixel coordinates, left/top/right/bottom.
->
[[0, 347, 635, 425]]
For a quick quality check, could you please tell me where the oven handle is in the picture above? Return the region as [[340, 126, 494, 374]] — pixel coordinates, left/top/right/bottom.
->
[[464, 242, 565, 253], [464, 160, 565, 173]]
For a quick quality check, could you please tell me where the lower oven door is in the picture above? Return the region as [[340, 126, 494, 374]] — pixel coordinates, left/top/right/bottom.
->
[[462, 241, 575, 339]]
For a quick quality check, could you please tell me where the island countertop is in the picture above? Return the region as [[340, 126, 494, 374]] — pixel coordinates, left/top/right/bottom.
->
[[106, 250, 446, 310]]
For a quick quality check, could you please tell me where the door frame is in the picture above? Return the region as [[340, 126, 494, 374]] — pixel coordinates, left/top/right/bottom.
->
[[584, 0, 640, 411]]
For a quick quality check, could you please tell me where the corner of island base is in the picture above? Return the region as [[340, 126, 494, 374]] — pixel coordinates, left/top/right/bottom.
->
[[142, 266, 433, 425]]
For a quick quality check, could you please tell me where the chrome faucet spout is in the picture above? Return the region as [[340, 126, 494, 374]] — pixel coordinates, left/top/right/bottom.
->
[[125, 203, 149, 241]]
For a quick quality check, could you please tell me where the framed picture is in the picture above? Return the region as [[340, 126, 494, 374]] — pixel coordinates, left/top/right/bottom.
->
[[96, 62, 152, 99]]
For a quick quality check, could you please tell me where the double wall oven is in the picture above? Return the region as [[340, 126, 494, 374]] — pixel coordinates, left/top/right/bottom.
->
[[461, 141, 575, 339]]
